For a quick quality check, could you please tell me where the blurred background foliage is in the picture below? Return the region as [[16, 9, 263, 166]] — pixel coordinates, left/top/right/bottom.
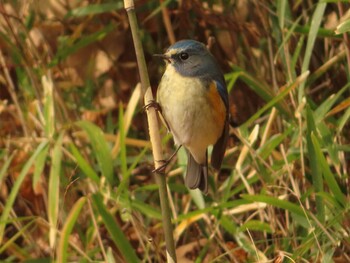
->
[[0, 0, 350, 262]]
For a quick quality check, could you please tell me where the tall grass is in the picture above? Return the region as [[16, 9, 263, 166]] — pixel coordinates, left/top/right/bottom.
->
[[0, 1, 349, 262]]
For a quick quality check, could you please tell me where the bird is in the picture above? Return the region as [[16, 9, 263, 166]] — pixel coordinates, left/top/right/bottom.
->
[[155, 39, 229, 194]]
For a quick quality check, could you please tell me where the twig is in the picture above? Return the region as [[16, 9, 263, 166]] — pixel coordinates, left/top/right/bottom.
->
[[123, 0, 177, 262], [160, 0, 175, 45]]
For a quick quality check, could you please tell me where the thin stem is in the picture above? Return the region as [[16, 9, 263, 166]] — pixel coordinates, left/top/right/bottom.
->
[[123, 0, 177, 262], [160, 0, 175, 45]]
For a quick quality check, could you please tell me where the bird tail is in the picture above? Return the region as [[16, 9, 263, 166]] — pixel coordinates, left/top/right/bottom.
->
[[185, 151, 208, 194]]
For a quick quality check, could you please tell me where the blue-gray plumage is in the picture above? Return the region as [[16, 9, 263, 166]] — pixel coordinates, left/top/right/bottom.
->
[[156, 39, 229, 193]]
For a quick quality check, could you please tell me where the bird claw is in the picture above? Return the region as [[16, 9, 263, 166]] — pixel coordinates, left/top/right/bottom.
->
[[152, 159, 169, 174], [152, 145, 182, 174], [144, 100, 161, 111]]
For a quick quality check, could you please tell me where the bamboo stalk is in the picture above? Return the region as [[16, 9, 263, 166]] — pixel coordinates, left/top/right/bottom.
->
[[123, 0, 177, 262]]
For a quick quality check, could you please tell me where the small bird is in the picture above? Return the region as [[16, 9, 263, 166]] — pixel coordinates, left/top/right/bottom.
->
[[155, 39, 229, 194]]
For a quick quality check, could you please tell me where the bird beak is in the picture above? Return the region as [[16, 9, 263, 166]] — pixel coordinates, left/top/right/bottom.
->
[[153, 53, 171, 63]]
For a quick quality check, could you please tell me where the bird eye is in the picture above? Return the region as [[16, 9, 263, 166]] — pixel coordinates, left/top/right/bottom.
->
[[179, 52, 189, 60]]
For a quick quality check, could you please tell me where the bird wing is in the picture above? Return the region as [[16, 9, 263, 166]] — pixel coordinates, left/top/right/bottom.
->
[[211, 80, 229, 170]]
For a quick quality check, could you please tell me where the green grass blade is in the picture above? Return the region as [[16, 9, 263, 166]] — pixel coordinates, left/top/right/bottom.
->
[[92, 194, 140, 263], [51, 24, 115, 66], [298, 1, 327, 103], [76, 120, 115, 185], [314, 83, 350, 123], [57, 197, 87, 263], [337, 106, 350, 134], [48, 132, 64, 248], [238, 220, 272, 233], [0, 152, 15, 184], [118, 103, 128, 184], [257, 125, 293, 160], [335, 19, 350, 34], [291, 35, 305, 74], [311, 134, 346, 206], [275, 15, 303, 79], [220, 215, 238, 234], [127, 146, 149, 175], [130, 198, 162, 220], [24, 10, 35, 30], [277, 0, 287, 29], [33, 143, 49, 188], [292, 24, 336, 38], [306, 106, 325, 222], [231, 66, 273, 102], [142, 0, 173, 24], [317, 122, 339, 165], [307, 50, 346, 86], [0, 140, 49, 244], [107, 247, 117, 263], [225, 72, 241, 93], [0, 218, 36, 255], [242, 71, 308, 129], [69, 142, 100, 183], [117, 146, 149, 197]]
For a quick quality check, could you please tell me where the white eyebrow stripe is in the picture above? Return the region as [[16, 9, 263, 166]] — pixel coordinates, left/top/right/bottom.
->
[[166, 48, 182, 56]]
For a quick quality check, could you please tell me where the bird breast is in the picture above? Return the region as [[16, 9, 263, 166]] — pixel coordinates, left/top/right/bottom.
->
[[157, 65, 226, 164]]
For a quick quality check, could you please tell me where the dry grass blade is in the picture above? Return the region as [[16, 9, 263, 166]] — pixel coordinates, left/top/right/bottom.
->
[[1, 1, 349, 261]]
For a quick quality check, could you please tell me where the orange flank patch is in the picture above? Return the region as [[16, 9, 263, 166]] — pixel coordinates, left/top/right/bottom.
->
[[207, 81, 226, 129]]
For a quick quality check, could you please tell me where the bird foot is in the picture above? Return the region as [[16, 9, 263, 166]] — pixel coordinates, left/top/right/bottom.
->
[[152, 145, 182, 174], [144, 100, 161, 111], [152, 159, 169, 174]]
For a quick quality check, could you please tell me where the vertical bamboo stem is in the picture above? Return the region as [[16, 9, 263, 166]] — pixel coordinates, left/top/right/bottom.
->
[[123, 1, 177, 262]]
